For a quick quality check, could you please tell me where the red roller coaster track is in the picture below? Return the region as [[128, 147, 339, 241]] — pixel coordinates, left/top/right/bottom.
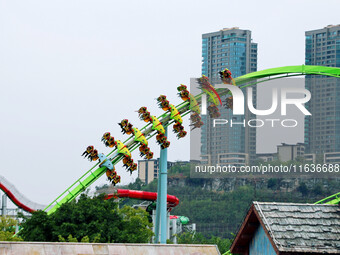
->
[[105, 189, 179, 210]]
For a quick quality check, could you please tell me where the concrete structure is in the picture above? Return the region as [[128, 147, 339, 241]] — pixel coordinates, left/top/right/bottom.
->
[[256, 153, 276, 162], [231, 202, 340, 254], [324, 151, 340, 164], [0, 242, 220, 255], [304, 153, 316, 163], [138, 159, 176, 184], [277, 143, 305, 162], [305, 25, 340, 154], [200, 27, 257, 165]]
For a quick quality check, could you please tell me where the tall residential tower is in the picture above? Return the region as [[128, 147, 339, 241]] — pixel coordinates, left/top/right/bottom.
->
[[305, 25, 340, 155], [200, 27, 257, 165]]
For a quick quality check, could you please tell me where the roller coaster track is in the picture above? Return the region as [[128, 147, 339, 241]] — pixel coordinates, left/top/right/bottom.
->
[[314, 192, 340, 205], [43, 65, 340, 215], [0, 175, 46, 213]]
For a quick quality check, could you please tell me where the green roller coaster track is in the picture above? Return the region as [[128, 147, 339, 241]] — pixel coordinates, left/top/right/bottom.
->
[[44, 65, 340, 215]]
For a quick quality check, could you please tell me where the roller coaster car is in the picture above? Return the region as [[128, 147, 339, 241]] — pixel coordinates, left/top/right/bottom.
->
[[132, 127, 148, 146], [224, 96, 233, 110], [161, 141, 170, 149], [115, 140, 131, 158], [82, 145, 94, 158], [169, 104, 182, 124], [151, 116, 165, 134], [89, 149, 99, 161]]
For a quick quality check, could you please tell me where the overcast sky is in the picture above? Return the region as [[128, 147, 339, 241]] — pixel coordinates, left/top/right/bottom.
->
[[0, 0, 339, 205]]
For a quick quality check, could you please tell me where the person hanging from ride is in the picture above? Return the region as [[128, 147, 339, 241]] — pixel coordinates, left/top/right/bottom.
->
[[190, 112, 201, 123], [225, 96, 233, 110], [82, 146, 94, 158], [106, 169, 117, 182], [107, 136, 115, 148], [219, 68, 234, 85], [122, 156, 134, 169], [137, 106, 148, 115], [89, 149, 99, 161], [161, 140, 170, 149], [156, 133, 167, 145], [101, 132, 111, 143], [119, 119, 129, 129], [139, 144, 150, 157], [145, 151, 153, 160], [112, 175, 121, 185], [173, 122, 184, 133], [177, 84, 190, 101], [177, 130, 187, 139], [128, 163, 137, 174], [157, 95, 170, 111], [177, 84, 187, 92]]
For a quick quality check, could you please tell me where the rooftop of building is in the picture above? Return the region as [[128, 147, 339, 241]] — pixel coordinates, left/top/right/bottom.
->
[[306, 24, 340, 34], [202, 27, 251, 37], [231, 202, 340, 254]]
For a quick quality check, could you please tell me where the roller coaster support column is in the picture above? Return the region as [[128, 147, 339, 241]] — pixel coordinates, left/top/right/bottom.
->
[[154, 127, 168, 244]]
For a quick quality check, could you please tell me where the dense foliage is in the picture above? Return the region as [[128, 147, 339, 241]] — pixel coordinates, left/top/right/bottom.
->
[[19, 194, 153, 243], [0, 216, 22, 241]]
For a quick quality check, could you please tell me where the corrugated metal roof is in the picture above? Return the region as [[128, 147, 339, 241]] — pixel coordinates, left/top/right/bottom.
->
[[254, 202, 340, 254]]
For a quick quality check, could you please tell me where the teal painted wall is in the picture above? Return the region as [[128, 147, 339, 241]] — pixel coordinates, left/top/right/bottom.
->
[[249, 226, 276, 255]]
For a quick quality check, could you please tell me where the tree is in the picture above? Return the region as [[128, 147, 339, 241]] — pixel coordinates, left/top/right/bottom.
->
[[177, 232, 232, 254], [0, 216, 22, 241], [297, 182, 309, 196], [19, 194, 153, 243]]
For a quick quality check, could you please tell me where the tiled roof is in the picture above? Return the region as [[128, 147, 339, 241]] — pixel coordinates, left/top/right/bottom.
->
[[254, 202, 340, 254]]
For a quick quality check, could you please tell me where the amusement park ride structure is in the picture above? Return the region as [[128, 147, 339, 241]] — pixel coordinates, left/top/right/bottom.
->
[[0, 65, 340, 244]]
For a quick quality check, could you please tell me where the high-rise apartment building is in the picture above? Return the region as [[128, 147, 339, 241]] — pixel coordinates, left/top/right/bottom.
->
[[200, 27, 257, 165], [305, 25, 340, 154]]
